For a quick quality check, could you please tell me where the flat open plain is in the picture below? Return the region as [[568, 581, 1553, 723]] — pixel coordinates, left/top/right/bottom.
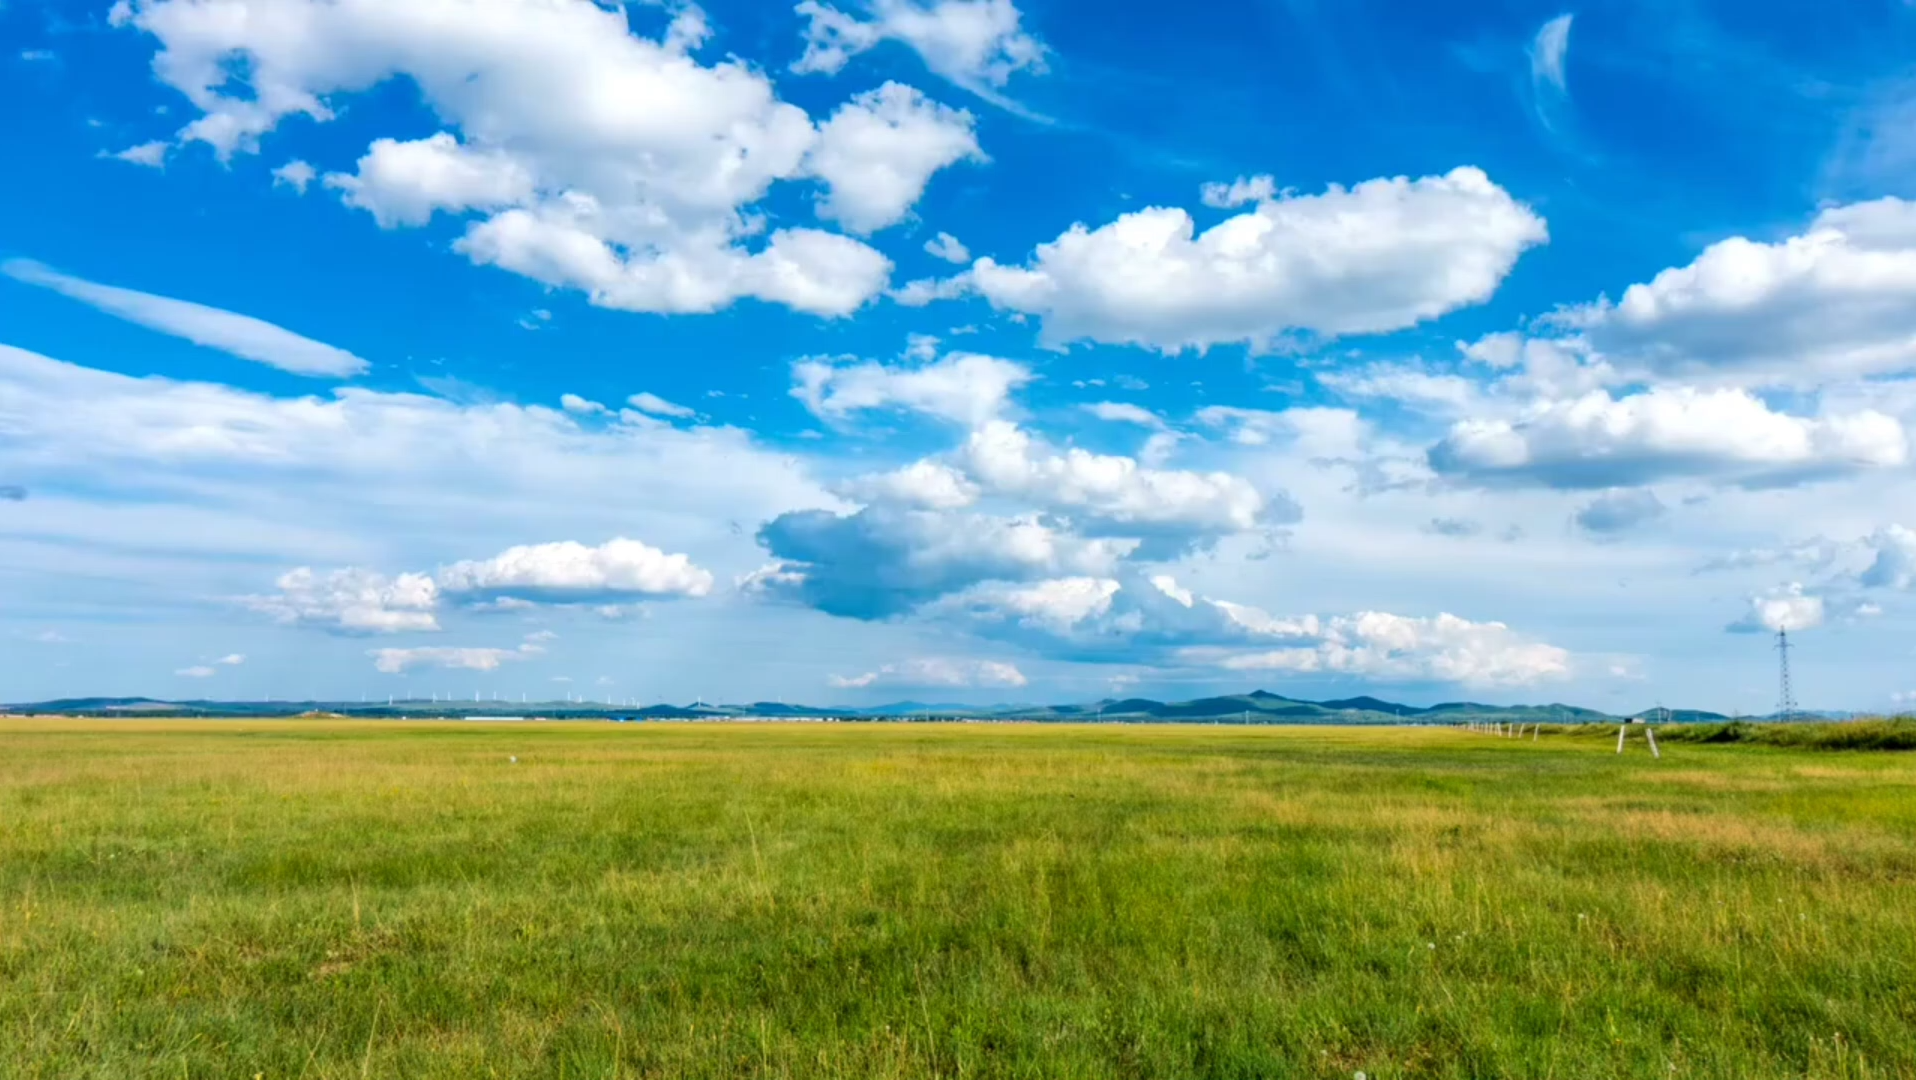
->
[[1, 719, 1912, 1079]]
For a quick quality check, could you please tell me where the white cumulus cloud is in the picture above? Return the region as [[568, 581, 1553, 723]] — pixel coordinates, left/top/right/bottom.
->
[[1429, 387, 1906, 489], [326, 132, 536, 228], [930, 576, 1122, 631], [1728, 583, 1825, 634], [808, 82, 983, 234], [112, 0, 947, 318], [271, 159, 316, 193], [836, 460, 980, 510], [749, 506, 1131, 619], [245, 567, 442, 634], [962, 167, 1547, 352], [437, 538, 714, 603], [1563, 198, 1916, 387], [960, 420, 1271, 537], [924, 231, 971, 263], [1203, 610, 1571, 688], [792, 0, 1046, 95], [792, 352, 1031, 427]]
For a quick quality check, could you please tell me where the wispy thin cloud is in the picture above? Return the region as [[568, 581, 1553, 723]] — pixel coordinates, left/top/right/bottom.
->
[[1526, 13, 1579, 146], [1530, 14, 1575, 96], [2, 260, 369, 377]]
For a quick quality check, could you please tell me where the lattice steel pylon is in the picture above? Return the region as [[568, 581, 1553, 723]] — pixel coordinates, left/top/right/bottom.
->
[[1776, 629, 1797, 721]]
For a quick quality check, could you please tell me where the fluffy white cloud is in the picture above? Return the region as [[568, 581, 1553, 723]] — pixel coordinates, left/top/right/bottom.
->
[[1563, 199, 1916, 386], [1199, 174, 1275, 209], [930, 576, 1122, 631], [830, 656, 1027, 689], [923, 571, 1572, 688], [1429, 387, 1906, 489], [2, 260, 368, 377], [454, 209, 892, 318], [560, 393, 607, 416], [271, 159, 316, 193], [924, 231, 971, 263], [962, 167, 1546, 352], [246, 567, 441, 634], [1082, 402, 1166, 429], [326, 132, 535, 228], [792, 0, 1046, 94], [836, 460, 980, 510], [890, 274, 971, 307], [217, 653, 246, 665], [1200, 611, 1571, 688], [961, 420, 1272, 538], [749, 506, 1131, 618], [626, 392, 695, 419], [437, 538, 713, 602], [792, 352, 1030, 426], [112, 0, 958, 318], [808, 83, 982, 234], [1728, 583, 1825, 634]]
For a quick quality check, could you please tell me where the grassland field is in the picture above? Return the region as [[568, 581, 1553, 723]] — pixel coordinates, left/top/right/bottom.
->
[[1, 718, 1912, 1079]]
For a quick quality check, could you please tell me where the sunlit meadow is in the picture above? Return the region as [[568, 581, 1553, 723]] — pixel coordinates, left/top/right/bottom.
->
[[1, 719, 1912, 1078]]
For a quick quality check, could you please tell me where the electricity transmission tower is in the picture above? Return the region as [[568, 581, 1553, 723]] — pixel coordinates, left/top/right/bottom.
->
[[1775, 629, 1797, 722]]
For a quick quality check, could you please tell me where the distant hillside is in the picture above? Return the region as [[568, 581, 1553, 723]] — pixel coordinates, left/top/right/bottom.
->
[[3, 691, 1762, 724]]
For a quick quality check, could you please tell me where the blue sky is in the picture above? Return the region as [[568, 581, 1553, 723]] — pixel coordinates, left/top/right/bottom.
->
[[4, 0, 1916, 711]]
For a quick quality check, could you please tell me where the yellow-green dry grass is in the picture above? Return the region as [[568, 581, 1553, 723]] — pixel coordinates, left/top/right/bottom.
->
[[1, 720, 1913, 1079]]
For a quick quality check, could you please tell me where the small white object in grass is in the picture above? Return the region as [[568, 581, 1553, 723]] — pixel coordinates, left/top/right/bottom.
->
[[510, 756, 518, 764]]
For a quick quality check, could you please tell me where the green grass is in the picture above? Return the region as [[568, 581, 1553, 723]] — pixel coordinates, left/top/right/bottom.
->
[[1650, 719, 1916, 752], [2, 720, 1913, 1079]]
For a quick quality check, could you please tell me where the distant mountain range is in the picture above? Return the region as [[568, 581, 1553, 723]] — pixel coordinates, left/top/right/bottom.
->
[[0, 689, 1843, 723]]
